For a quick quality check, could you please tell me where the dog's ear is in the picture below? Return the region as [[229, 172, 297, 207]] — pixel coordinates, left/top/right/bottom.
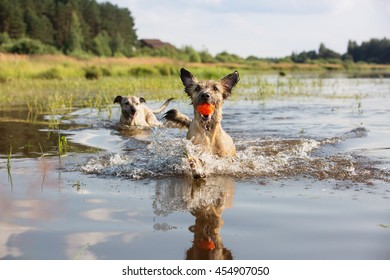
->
[[180, 68, 197, 97], [139, 97, 146, 103], [180, 68, 195, 86], [114, 95, 123, 104], [221, 71, 239, 99]]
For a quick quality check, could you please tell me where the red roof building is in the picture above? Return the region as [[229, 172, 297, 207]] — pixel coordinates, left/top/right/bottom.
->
[[139, 39, 175, 49]]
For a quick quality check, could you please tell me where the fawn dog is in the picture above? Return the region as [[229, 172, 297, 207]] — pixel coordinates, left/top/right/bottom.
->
[[164, 68, 239, 178], [114, 96, 173, 127]]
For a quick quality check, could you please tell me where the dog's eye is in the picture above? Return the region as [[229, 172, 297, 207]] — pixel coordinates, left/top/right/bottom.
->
[[213, 85, 219, 91], [195, 85, 201, 92], [125, 102, 130, 105], [135, 102, 140, 106]]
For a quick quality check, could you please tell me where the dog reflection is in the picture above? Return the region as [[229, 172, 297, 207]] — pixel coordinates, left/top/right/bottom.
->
[[185, 179, 234, 260], [152, 177, 235, 259]]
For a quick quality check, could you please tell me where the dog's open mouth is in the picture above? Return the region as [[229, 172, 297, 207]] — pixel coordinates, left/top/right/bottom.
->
[[123, 109, 136, 119], [196, 103, 215, 122], [199, 112, 213, 121]]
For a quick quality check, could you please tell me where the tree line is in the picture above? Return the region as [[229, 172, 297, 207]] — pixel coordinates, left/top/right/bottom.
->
[[0, 0, 137, 56], [347, 38, 390, 64], [290, 39, 390, 64], [0, 0, 389, 64]]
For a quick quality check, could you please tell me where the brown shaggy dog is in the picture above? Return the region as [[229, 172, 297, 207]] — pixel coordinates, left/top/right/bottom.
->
[[164, 68, 239, 178]]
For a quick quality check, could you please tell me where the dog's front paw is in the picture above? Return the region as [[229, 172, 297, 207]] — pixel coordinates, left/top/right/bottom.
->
[[188, 157, 206, 179], [162, 109, 191, 129], [192, 170, 206, 179], [163, 109, 178, 120]]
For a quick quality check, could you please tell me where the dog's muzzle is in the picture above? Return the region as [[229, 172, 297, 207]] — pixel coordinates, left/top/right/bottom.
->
[[197, 94, 214, 121], [200, 92, 211, 102], [123, 107, 137, 119]]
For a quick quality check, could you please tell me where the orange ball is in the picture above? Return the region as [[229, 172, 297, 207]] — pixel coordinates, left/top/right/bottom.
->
[[198, 240, 215, 251], [196, 103, 215, 116]]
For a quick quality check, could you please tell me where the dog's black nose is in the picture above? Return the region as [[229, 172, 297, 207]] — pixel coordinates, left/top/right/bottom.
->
[[201, 93, 210, 101]]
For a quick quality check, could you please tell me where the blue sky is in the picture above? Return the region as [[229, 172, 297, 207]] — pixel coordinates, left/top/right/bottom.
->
[[102, 0, 390, 57]]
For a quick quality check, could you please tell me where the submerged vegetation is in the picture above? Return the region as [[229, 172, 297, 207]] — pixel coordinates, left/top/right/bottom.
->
[[7, 145, 12, 184], [58, 134, 68, 156]]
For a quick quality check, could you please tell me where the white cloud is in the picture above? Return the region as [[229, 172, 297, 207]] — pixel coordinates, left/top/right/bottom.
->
[[101, 0, 390, 57]]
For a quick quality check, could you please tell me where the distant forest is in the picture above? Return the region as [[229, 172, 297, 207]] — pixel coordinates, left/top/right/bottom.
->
[[0, 0, 137, 56], [0, 0, 389, 64], [291, 39, 390, 64]]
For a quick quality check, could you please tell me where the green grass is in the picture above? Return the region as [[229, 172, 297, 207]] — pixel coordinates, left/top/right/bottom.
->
[[58, 134, 68, 156], [0, 75, 184, 113], [1, 53, 390, 116]]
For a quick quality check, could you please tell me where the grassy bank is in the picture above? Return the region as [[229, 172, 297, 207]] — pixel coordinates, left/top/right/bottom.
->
[[2, 53, 390, 80], [0, 53, 240, 81], [1, 53, 390, 114]]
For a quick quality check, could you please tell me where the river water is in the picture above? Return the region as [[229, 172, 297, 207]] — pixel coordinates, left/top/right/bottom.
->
[[1, 74, 389, 259]]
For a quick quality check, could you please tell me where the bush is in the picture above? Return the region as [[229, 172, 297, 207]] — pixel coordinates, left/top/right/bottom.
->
[[101, 67, 112, 77], [8, 38, 46, 54], [190, 67, 232, 79], [0, 74, 10, 83], [215, 51, 243, 63], [183, 46, 201, 63], [128, 66, 159, 77], [199, 51, 216, 63], [0, 32, 11, 45], [35, 68, 63, 80], [84, 66, 101, 80], [156, 64, 176, 76]]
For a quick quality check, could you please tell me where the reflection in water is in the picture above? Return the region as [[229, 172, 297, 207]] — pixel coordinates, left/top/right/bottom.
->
[[0, 197, 64, 259], [153, 177, 235, 260], [118, 126, 154, 140], [186, 179, 234, 260], [65, 232, 140, 260]]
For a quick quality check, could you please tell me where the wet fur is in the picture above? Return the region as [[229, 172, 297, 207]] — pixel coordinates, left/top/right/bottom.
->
[[164, 68, 239, 178], [114, 96, 173, 127]]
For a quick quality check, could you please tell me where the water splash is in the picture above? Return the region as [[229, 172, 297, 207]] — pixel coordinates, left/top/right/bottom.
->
[[81, 130, 191, 179], [81, 128, 388, 183]]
